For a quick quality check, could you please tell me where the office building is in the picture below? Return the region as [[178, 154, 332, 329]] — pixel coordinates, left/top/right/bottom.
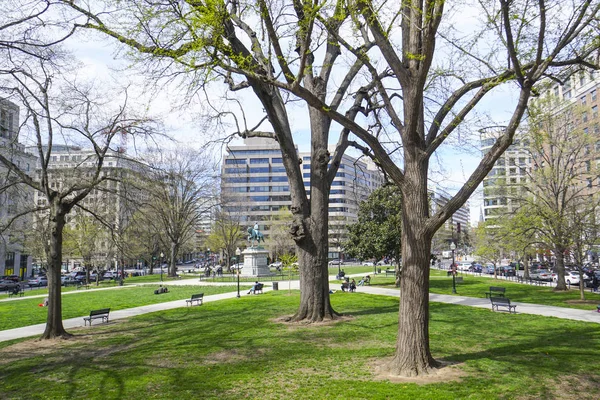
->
[[221, 138, 384, 258], [0, 99, 35, 278], [480, 126, 532, 222]]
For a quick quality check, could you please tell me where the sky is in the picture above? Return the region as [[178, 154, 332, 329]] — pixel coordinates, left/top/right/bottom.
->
[[61, 9, 523, 227]]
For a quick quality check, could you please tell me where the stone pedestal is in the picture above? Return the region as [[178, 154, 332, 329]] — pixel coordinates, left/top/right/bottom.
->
[[241, 247, 271, 276]]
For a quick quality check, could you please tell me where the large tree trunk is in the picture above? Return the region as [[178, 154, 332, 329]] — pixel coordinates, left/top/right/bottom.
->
[[388, 153, 437, 376], [41, 208, 71, 339], [554, 247, 567, 291], [289, 99, 338, 322], [169, 241, 178, 277]]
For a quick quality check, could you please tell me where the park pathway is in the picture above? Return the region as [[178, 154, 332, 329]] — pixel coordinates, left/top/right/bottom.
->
[[2, 275, 600, 343]]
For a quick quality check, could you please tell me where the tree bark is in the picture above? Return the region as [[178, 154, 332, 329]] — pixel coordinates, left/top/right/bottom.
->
[[554, 247, 567, 291], [169, 241, 178, 277], [387, 153, 437, 375], [41, 204, 71, 339], [289, 100, 339, 322]]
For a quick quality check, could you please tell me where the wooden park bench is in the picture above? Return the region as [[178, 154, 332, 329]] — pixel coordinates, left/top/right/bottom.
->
[[83, 308, 110, 326], [385, 269, 395, 277], [186, 293, 204, 306], [251, 283, 264, 294], [489, 297, 517, 314], [8, 286, 24, 298], [485, 286, 506, 298]]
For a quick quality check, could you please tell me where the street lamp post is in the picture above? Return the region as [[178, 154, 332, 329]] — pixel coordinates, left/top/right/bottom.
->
[[236, 247, 241, 298], [450, 242, 457, 294], [337, 246, 342, 276], [160, 252, 164, 282]]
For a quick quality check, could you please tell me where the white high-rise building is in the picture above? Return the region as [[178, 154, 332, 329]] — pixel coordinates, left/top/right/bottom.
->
[[480, 126, 532, 222]]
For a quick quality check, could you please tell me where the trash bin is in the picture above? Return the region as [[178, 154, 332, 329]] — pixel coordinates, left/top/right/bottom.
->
[[272, 281, 279, 291], [377, 268, 381, 274]]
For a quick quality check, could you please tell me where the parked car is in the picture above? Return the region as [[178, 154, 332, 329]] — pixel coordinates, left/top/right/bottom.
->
[[530, 269, 552, 281], [61, 276, 80, 286], [103, 271, 116, 280], [457, 262, 473, 271], [27, 276, 48, 287], [328, 260, 343, 266], [0, 279, 21, 292], [269, 261, 282, 269], [485, 265, 495, 274], [552, 271, 584, 285], [496, 266, 516, 276], [362, 261, 375, 267], [468, 264, 483, 273], [0, 275, 20, 282]]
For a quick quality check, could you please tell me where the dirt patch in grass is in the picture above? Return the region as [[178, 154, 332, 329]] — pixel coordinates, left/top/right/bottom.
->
[[0, 320, 133, 365], [272, 314, 355, 327], [370, 358, 466, 384], [517, 374, 600, 400]]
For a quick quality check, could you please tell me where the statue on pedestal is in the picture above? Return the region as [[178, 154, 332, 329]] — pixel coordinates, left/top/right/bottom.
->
[[247, 222, 265, 247]]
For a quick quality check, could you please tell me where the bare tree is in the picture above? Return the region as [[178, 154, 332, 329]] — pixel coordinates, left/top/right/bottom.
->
[[140, 147, 217, 277], [206, 210, 245, 271], [514, 95, 600, 290], [0, 57, 159, 339]]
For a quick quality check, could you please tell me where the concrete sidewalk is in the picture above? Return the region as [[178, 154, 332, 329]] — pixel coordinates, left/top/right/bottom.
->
[[2, 276, 600, 343]]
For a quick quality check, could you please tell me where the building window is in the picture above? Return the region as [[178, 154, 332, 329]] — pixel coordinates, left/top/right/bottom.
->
[[271, 166, 286, 173], [581, 95, 587, 106], [587, 178, 593, 188], [250, 158, 269, 164], [585, 145, 591, 155], [564, 89, 571, 99], [271, 158, 283, 163], [225, 159, 246, 165], [593, 105, 598, 119], [225, 177, 247, 183], [249, 186, 269, 192], [250, 196, 269, 201], [271, 176, 288, 182], [249, 167, 269, 173], [592, 89, 597, 101], [225, 167, 247, 174], [249, 177, 269, 183], [586, 160, 591, 173]]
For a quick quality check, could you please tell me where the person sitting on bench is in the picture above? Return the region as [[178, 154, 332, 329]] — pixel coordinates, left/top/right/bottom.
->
[[247, 281, 261, 294]]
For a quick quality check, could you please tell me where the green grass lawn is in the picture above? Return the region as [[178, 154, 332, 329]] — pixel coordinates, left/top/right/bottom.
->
[[0, 285, 249, 330], [1, 291, 599, 399]]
